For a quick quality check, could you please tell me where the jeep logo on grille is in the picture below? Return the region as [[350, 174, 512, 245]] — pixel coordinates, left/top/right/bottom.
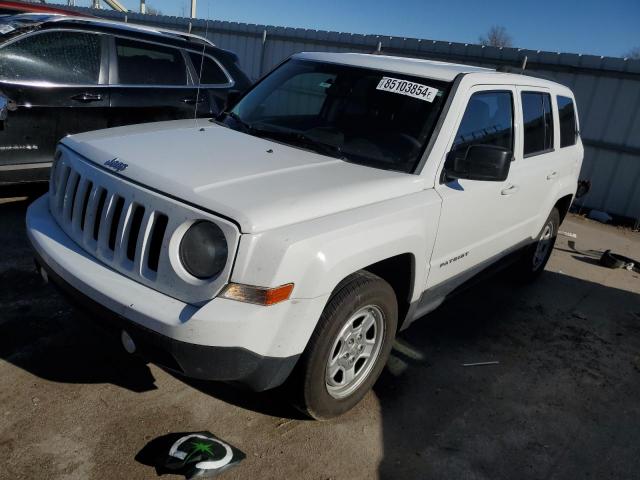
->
[[104, 158, 128, 172]]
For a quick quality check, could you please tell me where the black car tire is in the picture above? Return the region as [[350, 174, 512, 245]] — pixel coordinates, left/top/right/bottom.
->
[[291, 270, 397, 420]]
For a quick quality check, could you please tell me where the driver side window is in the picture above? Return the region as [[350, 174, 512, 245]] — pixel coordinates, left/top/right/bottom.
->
[[451, 91, 514, 159]]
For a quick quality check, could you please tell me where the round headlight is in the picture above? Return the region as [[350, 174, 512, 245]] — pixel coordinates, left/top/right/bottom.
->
[[179, 221, 228, 279]]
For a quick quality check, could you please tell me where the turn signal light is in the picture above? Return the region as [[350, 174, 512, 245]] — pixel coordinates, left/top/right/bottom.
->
[[220, 283, 294, 306]]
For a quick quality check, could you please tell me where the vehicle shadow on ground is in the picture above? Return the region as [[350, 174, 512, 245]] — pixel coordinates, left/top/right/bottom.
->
[[375, 269, 640, 480], [0, 189, 158, 393]]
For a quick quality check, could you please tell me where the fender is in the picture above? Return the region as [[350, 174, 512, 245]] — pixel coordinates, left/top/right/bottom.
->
[[231, 189, 443, 304]]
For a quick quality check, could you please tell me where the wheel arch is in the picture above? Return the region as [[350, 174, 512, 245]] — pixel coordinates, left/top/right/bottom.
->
[[554, 194, 574, 224], [328, 253, 416, 332]]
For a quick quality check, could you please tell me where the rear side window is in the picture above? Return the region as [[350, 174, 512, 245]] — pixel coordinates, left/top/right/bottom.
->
[[557, 95, 577, 147], [0, 31, 101, 84], [452, 90, 514, 157], [115, 38, 187, 85], [521, 92, 554, 156], [187, 51, 229, 85]]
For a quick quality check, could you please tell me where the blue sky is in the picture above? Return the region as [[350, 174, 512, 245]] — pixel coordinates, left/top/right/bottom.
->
[[93, 0, 638, 58]]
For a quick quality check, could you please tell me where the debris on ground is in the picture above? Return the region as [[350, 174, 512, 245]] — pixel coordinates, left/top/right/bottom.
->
[[587, 210, 612, 224], [136, 431, 246, 479], [599, 250, 639, 273], [462, 361, 500, 367]]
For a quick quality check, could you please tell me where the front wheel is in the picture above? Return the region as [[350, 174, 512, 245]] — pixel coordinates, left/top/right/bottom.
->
[[515, 207, 560, 280], [291, 271, 397, 420]]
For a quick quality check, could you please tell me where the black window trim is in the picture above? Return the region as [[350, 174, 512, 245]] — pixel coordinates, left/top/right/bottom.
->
[[107, 33, 235, 89], [0, 27, 109, 87], [521, 89, 556, 159]]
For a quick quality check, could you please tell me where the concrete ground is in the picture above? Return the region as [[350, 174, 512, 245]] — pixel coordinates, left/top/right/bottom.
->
[[1, 186, 639, 480]]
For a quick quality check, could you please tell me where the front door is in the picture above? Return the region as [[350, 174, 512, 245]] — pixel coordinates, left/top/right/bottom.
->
[[428, 86, 525, 291], [0, 29, 109, 173]]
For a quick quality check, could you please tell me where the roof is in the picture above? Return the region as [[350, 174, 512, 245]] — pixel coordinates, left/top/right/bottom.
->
[[293, 52, 572, 92], [2, 13, 215, 48], [293, 52, 493, 82]]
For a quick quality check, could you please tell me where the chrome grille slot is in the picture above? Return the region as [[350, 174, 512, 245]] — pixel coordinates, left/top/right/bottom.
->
[[92, 188, 107, 241], [108, 196, 125, 252], [48, 146, 240, 305], [55, 164, 71, 213], [147, 213, 168, 273], [78, 180, 93, 232], [126, 205, 145, 262]]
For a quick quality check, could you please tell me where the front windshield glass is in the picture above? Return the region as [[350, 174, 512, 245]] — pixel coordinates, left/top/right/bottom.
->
[[225, 59, 451, 173]]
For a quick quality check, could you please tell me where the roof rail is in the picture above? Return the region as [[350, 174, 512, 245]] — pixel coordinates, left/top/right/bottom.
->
[[42, 14, 216, 47]]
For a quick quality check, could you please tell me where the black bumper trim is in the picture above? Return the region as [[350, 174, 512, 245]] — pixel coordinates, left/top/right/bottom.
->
[[32, 249, 299, 392]]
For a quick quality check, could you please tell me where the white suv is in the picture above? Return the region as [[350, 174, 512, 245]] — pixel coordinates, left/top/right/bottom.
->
[[27, 52, 583, 419]]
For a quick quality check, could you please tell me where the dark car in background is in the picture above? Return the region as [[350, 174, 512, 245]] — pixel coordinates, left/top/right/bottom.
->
[[0, 14, 251, 184]]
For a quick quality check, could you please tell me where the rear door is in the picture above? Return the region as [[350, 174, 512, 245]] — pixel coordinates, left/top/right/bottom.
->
[[107, 36, 212, 127], [513, 87, 559, 237], [0, 29, 108, 170]]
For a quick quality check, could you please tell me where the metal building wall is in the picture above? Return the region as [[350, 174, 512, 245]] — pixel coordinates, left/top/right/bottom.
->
[[64, 7, 640, 222]]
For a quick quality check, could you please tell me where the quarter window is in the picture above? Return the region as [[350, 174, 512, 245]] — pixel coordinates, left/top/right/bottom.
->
[[0, 31, 101, 84], [115, 38, 188, 85], [557, 95, 577, 147], [452, 91, 514, 157], [187, 51, 229, 85], [521, 92, 554, 156]]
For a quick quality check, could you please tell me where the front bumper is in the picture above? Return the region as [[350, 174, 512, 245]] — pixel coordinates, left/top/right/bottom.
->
[[27, 194, 329, 390]]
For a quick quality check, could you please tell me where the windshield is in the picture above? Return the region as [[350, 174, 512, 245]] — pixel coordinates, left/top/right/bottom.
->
[[224, 59, 451, 173]]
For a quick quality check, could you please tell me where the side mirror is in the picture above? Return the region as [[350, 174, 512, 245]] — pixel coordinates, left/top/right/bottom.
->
[[445, 144, 512, 182]]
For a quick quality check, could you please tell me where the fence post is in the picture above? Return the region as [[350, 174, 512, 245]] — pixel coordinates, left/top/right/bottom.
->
[[258, 29, 268, 78]]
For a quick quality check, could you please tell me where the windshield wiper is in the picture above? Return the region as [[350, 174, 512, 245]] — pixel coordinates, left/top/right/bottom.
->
[[216, 110, 251, 132], [249, 126, 345, 160]]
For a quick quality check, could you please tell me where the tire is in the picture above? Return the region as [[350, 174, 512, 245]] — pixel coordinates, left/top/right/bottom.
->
[[291, 270, 398, 420], [514, 207, 560, 281]]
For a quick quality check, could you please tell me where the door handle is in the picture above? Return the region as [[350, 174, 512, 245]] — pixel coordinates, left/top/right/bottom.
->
[[181, 96, 205, 104], [546, 171, 558, 180], [501, 184, 519, 195], [71, 93, 103, 103]]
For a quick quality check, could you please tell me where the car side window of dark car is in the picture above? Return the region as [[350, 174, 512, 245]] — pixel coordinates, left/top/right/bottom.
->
[[0, 30, 101, 84], [115, 37, 188, 86], [186, 51, 231, 85]]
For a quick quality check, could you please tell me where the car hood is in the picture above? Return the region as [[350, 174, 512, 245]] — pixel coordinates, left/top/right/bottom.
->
[[62, 119, 426, 233]]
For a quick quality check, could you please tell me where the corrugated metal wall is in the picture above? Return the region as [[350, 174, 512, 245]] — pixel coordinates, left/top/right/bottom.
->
[[65, 6, 640, 221]]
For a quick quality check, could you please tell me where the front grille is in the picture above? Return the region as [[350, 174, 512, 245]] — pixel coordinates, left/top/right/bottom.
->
[[51, 160, 166, 277], [49, 146, 239, 305]]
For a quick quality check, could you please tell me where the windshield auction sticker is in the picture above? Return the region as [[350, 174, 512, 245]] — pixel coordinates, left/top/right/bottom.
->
[[376, 77, 439, 102]]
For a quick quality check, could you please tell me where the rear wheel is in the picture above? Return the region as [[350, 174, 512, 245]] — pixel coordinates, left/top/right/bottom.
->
[[292, 271, 397, 420], [515, 207, 560, 280]]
